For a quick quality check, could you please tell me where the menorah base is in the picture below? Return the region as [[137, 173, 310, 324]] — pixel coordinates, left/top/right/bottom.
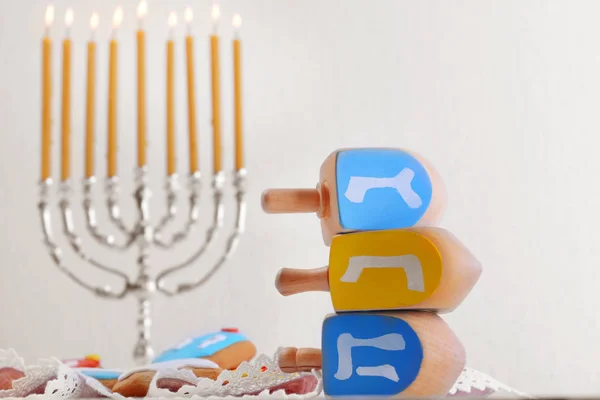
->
[[133, 339, 154, 366]]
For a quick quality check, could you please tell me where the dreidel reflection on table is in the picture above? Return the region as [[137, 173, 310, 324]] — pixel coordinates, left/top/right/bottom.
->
[[261, 148, 446, 245], [321, 311, 465, 398], [275, 227, 481, 313]]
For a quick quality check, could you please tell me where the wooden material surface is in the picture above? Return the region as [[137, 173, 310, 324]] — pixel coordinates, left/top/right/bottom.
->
[[319, 149, 446, 246], [278, 347, 323, 373], [276, 267, 329, 296], [321, 311, 465, 398], [261, 148, 446, 246], [275, 227, 481, 313], [261, 188, 321, 213]]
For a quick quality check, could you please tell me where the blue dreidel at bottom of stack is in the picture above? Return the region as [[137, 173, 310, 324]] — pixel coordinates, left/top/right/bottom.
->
[[278, 312, 465, 398]]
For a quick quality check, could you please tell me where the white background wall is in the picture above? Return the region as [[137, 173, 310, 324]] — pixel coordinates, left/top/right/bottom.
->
[[1, 0, 599, 396]]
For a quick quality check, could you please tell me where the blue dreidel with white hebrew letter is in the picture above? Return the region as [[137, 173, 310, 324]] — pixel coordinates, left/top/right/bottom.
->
[[261, 148, 446, 245], [322, 312, 465, 398]]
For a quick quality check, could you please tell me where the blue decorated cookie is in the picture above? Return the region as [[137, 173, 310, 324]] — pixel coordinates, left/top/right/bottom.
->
[[76, 368, 122, 390], [153, 328, 257, 370]]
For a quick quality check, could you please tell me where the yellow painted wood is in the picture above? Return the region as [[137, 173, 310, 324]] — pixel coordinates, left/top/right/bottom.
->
[[329, 229, 443, 311]]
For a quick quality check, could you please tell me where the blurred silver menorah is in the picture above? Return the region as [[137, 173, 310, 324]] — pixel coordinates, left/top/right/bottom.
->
[[37, 2, 247, 365]]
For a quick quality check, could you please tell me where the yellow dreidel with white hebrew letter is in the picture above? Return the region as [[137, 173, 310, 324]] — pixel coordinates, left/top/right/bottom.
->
[[275, 227, 482, 313], [261, 148, 446, 245]]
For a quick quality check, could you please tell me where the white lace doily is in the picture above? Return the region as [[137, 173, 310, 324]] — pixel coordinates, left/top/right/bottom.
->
[[0, 348, 530, 399]]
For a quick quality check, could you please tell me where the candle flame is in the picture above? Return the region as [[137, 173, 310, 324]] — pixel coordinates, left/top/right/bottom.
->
[[113, 6, 124, 29], [137, 0, 148, 20], [232, 14, 242, 29], [184, 7, 193, 24], [90, 13, 99, 30], [168, 12, 178, 28], [211, 3, 220, 22], [65, 8, 74, 27], [45, 4, 55, 27]]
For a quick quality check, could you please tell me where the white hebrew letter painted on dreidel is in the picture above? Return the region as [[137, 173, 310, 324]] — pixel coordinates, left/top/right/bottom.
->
[[335, 333, 406, 382], [340, 255, 425, 292], [344, 168, 423, 208]]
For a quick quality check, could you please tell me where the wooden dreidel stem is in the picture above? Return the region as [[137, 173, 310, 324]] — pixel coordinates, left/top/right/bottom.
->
[[262, 148, 446, 246], [321, 311, 465, 398], [276, 227, 481, 313], [278, 347, 323, 373], [261, 188, 322, 214]]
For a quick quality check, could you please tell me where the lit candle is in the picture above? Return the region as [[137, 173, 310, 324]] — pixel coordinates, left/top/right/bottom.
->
[[232, 14, 244, 171], [61, 8, 74, 182], [210, 3, 222, 173], [185, 7, 199, 174], [166, 12, 177, 176], [41, 4, 54, 181], [107, 6, 123, 178], [137, 0, 148, 168], [85, 13, 99, 179]]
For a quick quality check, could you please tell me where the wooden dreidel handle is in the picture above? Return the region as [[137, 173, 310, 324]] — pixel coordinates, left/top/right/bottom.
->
[[276, 227, 481, 313], [321, 311, 465, 398], [262, 148, 446, 245], [275, 267, 329, 296], [278, 347, 323, 373]]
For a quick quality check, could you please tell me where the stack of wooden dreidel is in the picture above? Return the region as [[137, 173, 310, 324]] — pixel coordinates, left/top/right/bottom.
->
[[262, 148, 482, 398]]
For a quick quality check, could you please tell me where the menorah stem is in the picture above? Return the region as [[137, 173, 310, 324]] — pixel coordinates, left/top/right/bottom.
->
[[132, 289, 153, 365], [131, 166, 156, 364]]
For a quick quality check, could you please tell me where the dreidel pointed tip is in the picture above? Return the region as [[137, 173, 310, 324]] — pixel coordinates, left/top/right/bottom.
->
[[261, 188, 321, 214]]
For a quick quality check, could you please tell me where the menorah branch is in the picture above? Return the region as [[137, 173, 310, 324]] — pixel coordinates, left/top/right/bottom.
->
[[59, 181, 132, 287], [155, 172, 226, 295], [153, 172, 202, 249], [162, 170, 247, 296], [106, 176, 136, 236], [153, 174, 179, 236], [83, 177, 137, 249], [38, 179, 129, 299]]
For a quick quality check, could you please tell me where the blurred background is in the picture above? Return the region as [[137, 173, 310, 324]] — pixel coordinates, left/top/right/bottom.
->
[[1, 0, 600, 396]]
